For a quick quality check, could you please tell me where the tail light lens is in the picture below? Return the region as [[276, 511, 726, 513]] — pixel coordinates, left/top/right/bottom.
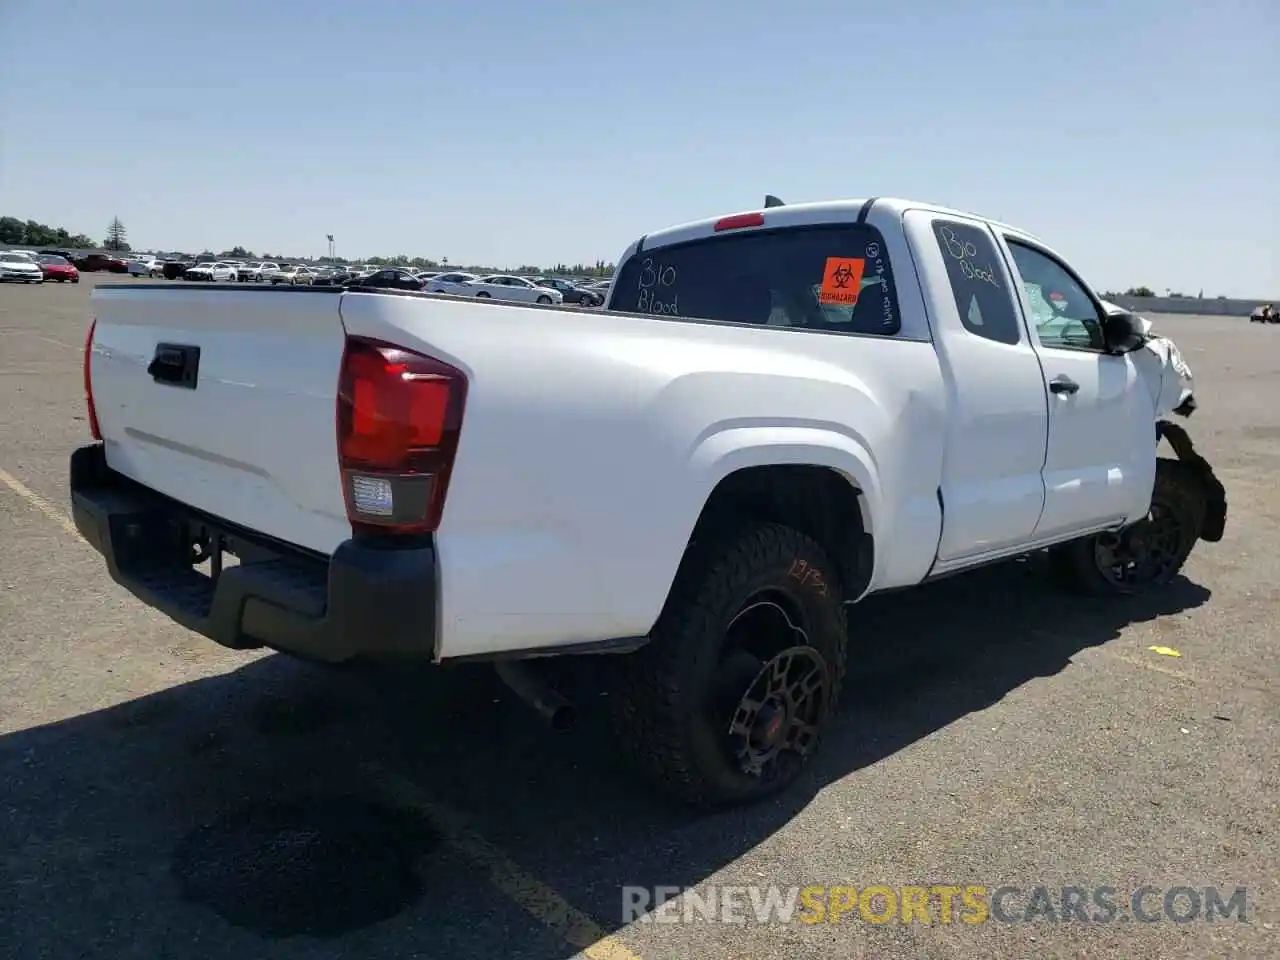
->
[[336, 337, 467, 536], [84, 318, 101, 440]]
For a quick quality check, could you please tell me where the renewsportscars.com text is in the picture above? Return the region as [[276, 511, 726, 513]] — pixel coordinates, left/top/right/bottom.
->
[[622, 884, 1249, 925]]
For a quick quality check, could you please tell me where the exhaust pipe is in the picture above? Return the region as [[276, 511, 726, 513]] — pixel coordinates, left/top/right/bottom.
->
[[494, 660, 576, 732]]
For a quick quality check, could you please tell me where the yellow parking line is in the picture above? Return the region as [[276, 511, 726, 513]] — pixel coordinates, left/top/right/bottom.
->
[[0, 467, 83, 540], [367, 763, 644, 960], [1102, 650, 1199, 684], [0, 462, 646, 960]]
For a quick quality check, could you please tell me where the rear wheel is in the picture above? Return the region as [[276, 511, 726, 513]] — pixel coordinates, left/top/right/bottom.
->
[[475, 291, 491, 298], [536, 294, 552, 304], [1050, 458, 1205, 596], [611, 522, 848, 808]]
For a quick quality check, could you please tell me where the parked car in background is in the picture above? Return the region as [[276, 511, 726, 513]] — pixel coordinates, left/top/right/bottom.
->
[[0, 251, 44, 282], [269, 265, 316, 285], [464, 275, 564, 304], [532, 276, 605, 306], [311, 266, 357, 287], [423, 271, 480, 295], [1250, 304, 1277, 324], [126, 256, 162, 277], [578, 279, 613, 301], [349, 267, 426, 291], [183, 261, 239, 282], [162, 259, 195, 280], [75, 253, 128, 273], [235, 261, 280, 282], [35, 254, 80, 283]]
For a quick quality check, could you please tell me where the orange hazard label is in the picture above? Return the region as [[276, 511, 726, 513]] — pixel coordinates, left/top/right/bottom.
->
[[818, 257, 866, 305]]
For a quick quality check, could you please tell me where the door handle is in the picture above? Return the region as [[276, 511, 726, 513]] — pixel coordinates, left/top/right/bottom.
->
[[1048, 375, 1079, 395]]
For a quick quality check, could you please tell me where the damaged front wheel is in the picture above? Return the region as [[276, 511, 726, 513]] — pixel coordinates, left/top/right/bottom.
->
[[1050, 458, 1207, 596]]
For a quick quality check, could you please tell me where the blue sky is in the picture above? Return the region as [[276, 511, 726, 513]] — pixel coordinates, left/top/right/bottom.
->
[[1, 0, 1275, 294]]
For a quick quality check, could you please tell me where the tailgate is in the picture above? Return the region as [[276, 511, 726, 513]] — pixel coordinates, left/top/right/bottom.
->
[[89, 285, 351, 555]]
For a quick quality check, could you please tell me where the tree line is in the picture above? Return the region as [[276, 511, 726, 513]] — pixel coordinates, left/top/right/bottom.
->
[[0, 216, 96, 249], [0, 215, 131, 252]]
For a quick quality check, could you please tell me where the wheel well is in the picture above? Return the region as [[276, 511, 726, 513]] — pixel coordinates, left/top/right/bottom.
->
[[689, 465, 872, 599]]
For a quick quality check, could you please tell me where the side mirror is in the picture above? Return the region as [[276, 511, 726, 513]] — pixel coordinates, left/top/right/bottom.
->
[[1101, 311, 1146, 354]]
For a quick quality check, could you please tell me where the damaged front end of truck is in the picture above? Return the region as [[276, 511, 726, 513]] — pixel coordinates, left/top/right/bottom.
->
[[1050, 305, 1228, 595], [1127, 314, 1227, 544]]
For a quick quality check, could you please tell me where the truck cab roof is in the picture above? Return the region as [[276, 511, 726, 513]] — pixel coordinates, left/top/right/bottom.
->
[[637, 197, 1039, 253]]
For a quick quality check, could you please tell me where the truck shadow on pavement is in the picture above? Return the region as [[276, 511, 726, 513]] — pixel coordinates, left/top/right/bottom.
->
[[0, 558, 1210, 958]]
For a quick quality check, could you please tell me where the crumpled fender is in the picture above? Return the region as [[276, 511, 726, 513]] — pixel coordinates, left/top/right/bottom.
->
[[1138, 326, 1197, 418], [1098, 302, 1225, 542], [1100, 301, 1195, 418]]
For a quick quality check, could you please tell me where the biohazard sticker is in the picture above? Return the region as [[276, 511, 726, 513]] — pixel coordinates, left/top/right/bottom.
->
[[818, 257, 866, 305]]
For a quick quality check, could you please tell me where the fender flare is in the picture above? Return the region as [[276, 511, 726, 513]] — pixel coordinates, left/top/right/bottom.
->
[[688, 425, 885, 581]]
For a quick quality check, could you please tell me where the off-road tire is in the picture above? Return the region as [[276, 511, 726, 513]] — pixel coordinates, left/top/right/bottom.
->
[[610, 522, 849, 808], [1050, 457, 1206, 596]]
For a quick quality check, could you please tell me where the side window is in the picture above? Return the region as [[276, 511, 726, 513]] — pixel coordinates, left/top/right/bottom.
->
[[1005, 240, 1105, 351], [931, 219, 1021, 345]]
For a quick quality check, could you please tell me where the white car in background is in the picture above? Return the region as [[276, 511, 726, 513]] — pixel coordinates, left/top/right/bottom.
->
[[126, 256, 162, 277], [184, 261, 239, 282], [464, 274, 564, 305], [423, 271, 480, 295], [0, 251, 44, 282], [236, 261, 280, 282]]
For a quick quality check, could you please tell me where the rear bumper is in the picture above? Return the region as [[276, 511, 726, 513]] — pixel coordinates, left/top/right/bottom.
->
[[69, 444, 439, 663]]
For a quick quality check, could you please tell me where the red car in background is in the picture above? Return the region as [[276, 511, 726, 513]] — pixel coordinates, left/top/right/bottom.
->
[[36, 254, 80, 283], [73, 253, 128, 273]]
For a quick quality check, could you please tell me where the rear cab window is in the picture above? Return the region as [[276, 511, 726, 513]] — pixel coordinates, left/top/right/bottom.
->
[[609, 223, 901, 336]]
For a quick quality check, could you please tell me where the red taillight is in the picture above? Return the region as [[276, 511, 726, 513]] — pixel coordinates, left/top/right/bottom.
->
[[713, 212, 766, 232], [84, 318, 101, 440], [336, 336, 467, 536]]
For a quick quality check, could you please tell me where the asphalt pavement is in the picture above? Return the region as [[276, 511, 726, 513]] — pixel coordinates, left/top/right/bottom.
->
[[1, 274, 1276, 959]]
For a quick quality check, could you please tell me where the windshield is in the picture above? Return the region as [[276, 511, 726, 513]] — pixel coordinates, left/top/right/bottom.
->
[[37, 255, 71, 265], [610, 223, 901, 335], [0, 253, 32, 263]]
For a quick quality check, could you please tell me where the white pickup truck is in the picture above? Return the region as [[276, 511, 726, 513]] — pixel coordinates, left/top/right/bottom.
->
[[71, 196, 1226, 808]]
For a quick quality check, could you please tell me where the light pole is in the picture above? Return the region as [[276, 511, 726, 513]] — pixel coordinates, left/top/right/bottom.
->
[[326, 234, 335, 261]]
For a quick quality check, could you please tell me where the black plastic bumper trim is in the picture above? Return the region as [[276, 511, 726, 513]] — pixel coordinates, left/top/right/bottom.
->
[[69, 444, 438, 663]]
